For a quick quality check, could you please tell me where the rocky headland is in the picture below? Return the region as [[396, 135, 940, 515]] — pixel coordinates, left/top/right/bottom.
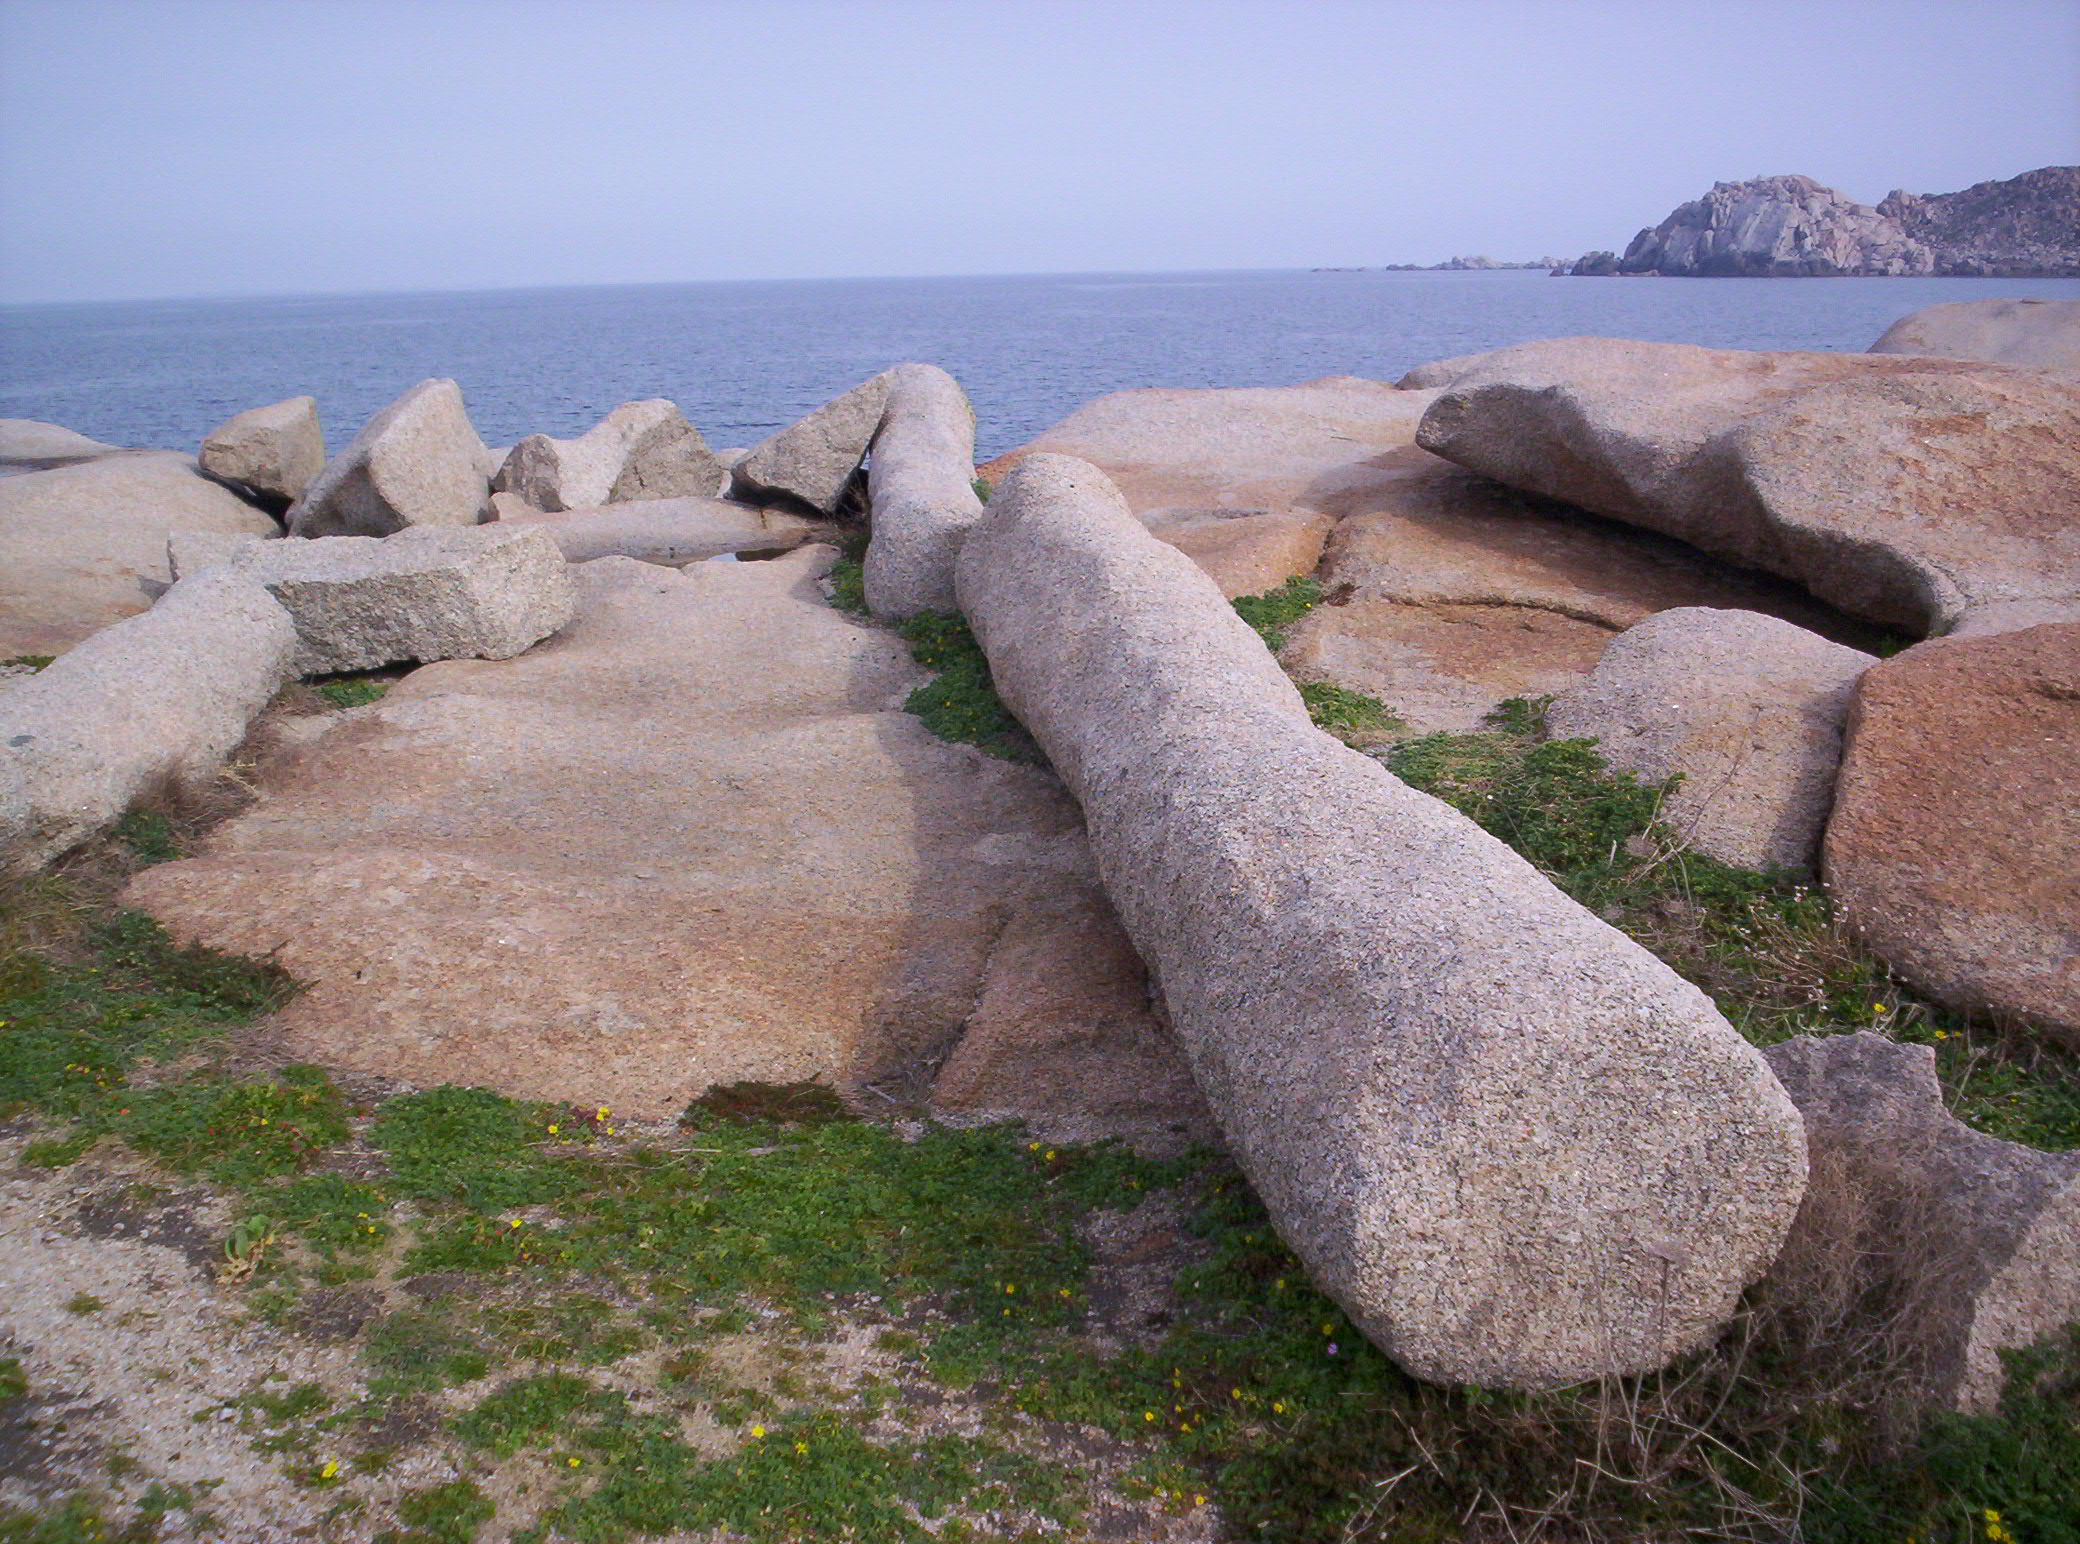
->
[[1567, 164, 2080, 277], [2, 294, 2076, 1538]]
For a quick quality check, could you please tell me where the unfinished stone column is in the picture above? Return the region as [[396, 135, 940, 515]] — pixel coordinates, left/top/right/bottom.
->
[[955, 453, 1808, 1388], [863, 363, 986, 618]]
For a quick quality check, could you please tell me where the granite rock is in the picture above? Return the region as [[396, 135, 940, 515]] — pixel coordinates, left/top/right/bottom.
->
[[494, 497, 831, 565], [1763, 1033, 2080, 1411], [199, 397, 326, 508], [0, 451, 280, 657], [0, 419, 126, 472], [1, 570, 299, 874], [1548, 608, 1876, 871], [493, 400, 722, 511], [861, 363, 985, 618], [1416, 338, 2080, 634], [956, 452, 1807, 1388], [1823, 624, 2080, 1045], [731, 372, 891, 514], [286, 379, 492, 538], [1868, 297, 2080, 373]]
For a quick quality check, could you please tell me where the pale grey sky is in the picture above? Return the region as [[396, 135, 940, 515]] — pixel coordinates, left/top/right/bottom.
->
[[1, 0, 2075, 303]]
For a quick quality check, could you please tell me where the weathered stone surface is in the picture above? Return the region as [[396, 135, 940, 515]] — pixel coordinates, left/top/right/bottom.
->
[[0, 451, 280, 657], [1879, 165, 2080, 278], [1142, 508, 1333, 598], [0, 419, 125, 472], [1, 571, 298, 874], [1869, 297, 2080, 373], [1762, 1033, 2080, 1411], [124, 549, 1207, 1145], [494, 497, 830, 565], [989, 378, 1875, 731], [1548, 608, 1875, 871], [167, 531, 272, 580], [1282, 600, 1615, 733], [222, 524, 575, 675], [1416, 338, 2080, 633], [1824, 625, 2080, 1044], [199, 397, 325, 507], [956, 453, 1807, 1388], [862, 364, 984, 618], [731, 372, 891, 514], [286, 379, 491, 538], [492, 400, 722, 512]]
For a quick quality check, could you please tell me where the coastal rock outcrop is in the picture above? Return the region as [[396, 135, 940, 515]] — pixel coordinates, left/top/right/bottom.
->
[[1, 570, 299, 874], [732, 372, 892, 515], [286, 379, 492, 538], [1868, 297, 2080, 373], [956, 453, 1807, 1388], [1823, 624, 2080, 1046], [1547, 608, 1875, 871], [199, 396, 326, 510], [215, 523, 575, 675], [1762, 1033, 2080, 1411], [1415, 338, 2080, 634], [1566, 166, 2079, 277], [861, 363, 985, 618], [492, 399, 723, 511], [1879, 165, 2080, 278], [124, 549, 1207, 1144], [0, 449, 281, 657], [0, 419, 125, 472]]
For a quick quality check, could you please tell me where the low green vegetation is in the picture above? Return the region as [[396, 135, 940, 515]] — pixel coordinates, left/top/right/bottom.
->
[[1231, 574, 1322, 649], [895, 610, 1040, 763], [2, 654, 55, 672], [312, 677, 390, 709], [1298, 679, 1403, 739], [4, 692, 2076, 1541]]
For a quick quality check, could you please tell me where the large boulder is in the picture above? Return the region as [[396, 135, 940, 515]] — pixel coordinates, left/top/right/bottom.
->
[[218, 524, 575, 675], [1, 570, 299, 874], [286, 379, 491, 538], [0, 419, 125, 472], [1823, 624, 2079, 1045], [1762, 1033, 2080, 1411], [1868, 297, 2080, 373], [1548, 608, 1876, 871], [861, 363, 985, 618], [199, 397, 326, 509], [1416, 338, 2080, 634], [1597, 174, 1934, 277], [731, 372, 892, 514], [492, 400, 723, 511], [956, 453, 1807, 1388], [493, 496, 832, 565], [124, 549, 1207, 1147], [988, 375, 1875, 732], [0, 451, 280, 657]]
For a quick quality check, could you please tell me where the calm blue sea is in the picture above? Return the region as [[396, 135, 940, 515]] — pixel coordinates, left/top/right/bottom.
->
[[5, 270, 2078, 462]]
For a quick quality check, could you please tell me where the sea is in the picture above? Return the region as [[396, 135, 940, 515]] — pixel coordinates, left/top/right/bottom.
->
[[4, 269, 2078, 463]]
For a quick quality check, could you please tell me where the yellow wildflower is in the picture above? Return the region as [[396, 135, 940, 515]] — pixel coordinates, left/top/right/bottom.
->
[[319, 1459, 339, 1480], [751, 1424, 765, 1438]]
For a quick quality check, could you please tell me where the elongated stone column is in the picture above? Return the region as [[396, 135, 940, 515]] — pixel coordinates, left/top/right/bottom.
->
[[955, 453, 1807, 1387], [863, 363, 986, 618]]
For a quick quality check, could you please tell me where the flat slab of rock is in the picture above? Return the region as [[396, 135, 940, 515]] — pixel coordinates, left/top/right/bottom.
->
[[989, 377, 1874, 731], [2, 571, 298, 874], [1416, 338, 2080, 634], [957, 453, 1806, 1388], [1869, 297, 2080, 373], [287, 379, 491, 538], [222, 524, 575, 675], [200, 397, 325, 507], [1763, 1033, 2080, 1411], [495, 497, 831, 565], [1824, 624, 2080, 1045], [1549, 608, 1875, 871], [124, 549, 1208, 1144], [0, 451, 280, 656], [493, 400, 722, 511], [732, 372, 892, 514], [0, 419, 126, 472]]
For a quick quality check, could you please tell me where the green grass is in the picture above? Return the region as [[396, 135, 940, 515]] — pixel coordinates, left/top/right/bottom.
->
[[894, 611, 1040, 764], [308, 671, 396, 709], [1, 654, 55, 672], [823, 555, 868, 616], [384, 1480, 494, 1544], [1298, 680, 1403, 738], [1231, 574, 1322, 650]]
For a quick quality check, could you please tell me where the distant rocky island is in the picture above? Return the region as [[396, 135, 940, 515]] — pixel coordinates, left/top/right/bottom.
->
[[1565, 165, 2080, 277], [1314, 255, 1570, 273]]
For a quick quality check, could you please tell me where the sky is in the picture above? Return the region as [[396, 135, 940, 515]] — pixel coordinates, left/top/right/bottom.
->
[[0, 0, 2075, 304]]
